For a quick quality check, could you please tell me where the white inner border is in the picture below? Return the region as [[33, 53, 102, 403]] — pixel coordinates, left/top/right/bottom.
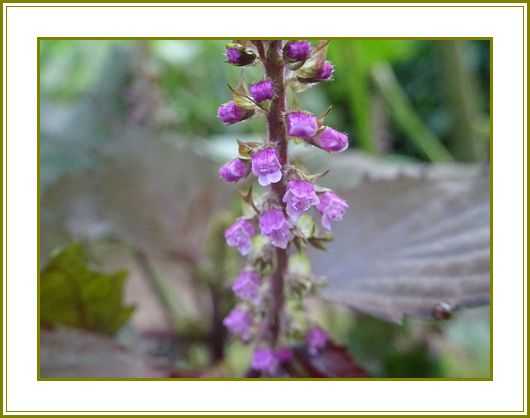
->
[[3, 2, 527, 415]]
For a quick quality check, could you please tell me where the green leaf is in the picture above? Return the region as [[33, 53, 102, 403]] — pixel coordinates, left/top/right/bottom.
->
[[40, 243, 135, 335]]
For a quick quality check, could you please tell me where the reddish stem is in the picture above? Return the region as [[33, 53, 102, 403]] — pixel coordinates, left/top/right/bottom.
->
[[263, 40, 288, 347]]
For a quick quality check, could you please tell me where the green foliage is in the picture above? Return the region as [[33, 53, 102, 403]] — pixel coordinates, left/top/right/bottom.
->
[[372, 63, 454, 161], [40, 243, 134, 335], [327, 40, 418, 154], [40, 40, 117, 101], [346, 315, 442, 378]]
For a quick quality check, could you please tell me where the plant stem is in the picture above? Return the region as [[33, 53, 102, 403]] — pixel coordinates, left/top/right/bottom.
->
[[263, 40, 288, 347]]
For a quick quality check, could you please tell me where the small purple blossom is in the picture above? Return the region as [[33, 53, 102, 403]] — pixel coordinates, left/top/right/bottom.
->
[[251, 147, 282, 186], [306, 326, 328, 355], [223, 307, 253, 340], [219, 158, 250, 183], [249, 79, 274, 103], [313, 127, 349, 153], [252, 347, 279, 374], [232, 270, 261, 302], [259, 208, 292, 249], [316, 61, 334, 81], [282, 180, 320, 221], [217, 101, 253, 125], [225, 46, 256, 66], [317, 191, 349, 231], [284, 41, 312, 62], [225, 218, 256, 256], [286, 112, 319, 139]]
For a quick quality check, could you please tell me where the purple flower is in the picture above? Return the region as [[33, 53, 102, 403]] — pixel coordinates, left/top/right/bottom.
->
[[259, 208, 292, 249], [249, 79, 274, 103], [251, 148, 282, 186], [252, 347, 279, 374], [225, 218, 256, 256], [225, 46, 256, 66], [313, 127, 349, 153], [317, 191, 349, 231], [223, 307, 253, 340], [316, 61, 334, 80], [217, 101, 253, 125], [286, 112, 319, 139], [284, 41, 312, 62], [219, 158, 250, 183], [282, 180, 320, 221], [232, 270, 261, 302], [306, 327, 328, 355]]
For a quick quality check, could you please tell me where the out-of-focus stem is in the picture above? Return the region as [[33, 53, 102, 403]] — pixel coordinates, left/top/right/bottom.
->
[[263, 40, 288, 347], [438, 41, 487, 162], [131, 248, 180, 331], [371, 62, 454, 162]]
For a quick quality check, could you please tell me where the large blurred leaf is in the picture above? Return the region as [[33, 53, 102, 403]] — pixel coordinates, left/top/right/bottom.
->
[[40, 244, 134, 335], [308, 153, 489, 323], [40, 327, 169, 378]]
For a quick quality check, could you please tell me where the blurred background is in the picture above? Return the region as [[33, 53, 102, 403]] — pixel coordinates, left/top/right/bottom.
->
[[39, 39, 490, 378]]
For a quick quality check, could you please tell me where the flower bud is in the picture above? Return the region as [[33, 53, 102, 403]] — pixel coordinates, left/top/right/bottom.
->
[[219, 158, 251, 183], [317, 191, 349, 231], [316, 61, 334, 80], [297, 60, 335, 83], [251, 147, 282, 186], [259, 208, 292, 249], [283, 41, 312, 63], [217, 101, 254, 125], [286, 111, 319, 139], [282, 180, 320, 221], [312, 126, 349, 153], [225, 218, 256, 256], [232, 270, 261, 302], [223, 307, 253, 340], [252, 347, 279, 374], [225, 43, 256, 67], [249, 79, 274, 103]]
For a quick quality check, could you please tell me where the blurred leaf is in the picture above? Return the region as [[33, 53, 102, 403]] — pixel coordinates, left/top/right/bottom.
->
[[40, 327, 169, 378], [40, 243, 134, 335], [310, 155, 489, 323], [346, 314, 442, 377]]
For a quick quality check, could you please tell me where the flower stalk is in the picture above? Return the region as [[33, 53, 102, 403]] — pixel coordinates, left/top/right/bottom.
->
[[263, 41, 289, 347], [218, 40, 350, 376]]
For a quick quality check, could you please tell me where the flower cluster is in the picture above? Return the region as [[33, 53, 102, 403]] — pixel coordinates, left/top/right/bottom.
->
[[217, 40, 349, 376]]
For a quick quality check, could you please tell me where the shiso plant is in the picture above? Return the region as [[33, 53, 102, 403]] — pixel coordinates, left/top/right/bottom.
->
[[218, 40, 351, 376]]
